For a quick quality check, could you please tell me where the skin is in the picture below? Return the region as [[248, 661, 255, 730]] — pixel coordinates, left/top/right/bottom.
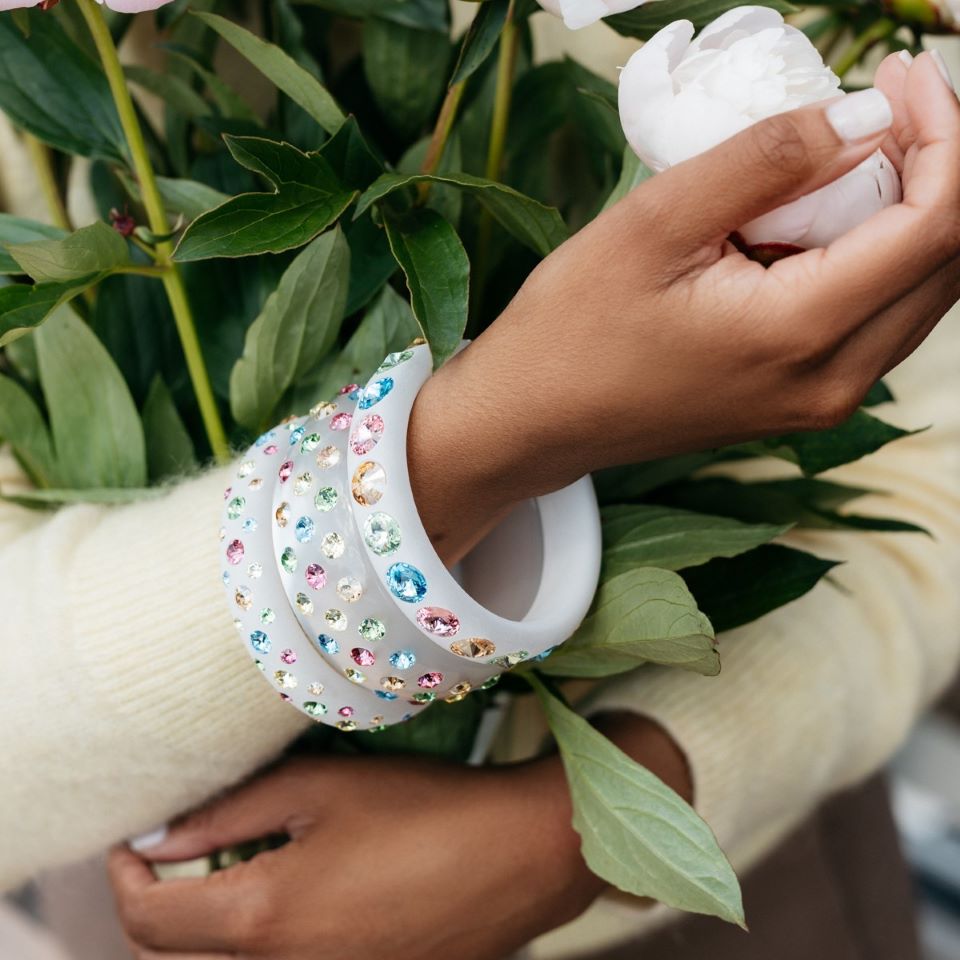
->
[[112, 52, 960, 958]]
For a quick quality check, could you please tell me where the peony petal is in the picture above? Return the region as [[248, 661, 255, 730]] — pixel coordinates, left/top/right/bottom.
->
[[558, 0, 614, 29], [691, 5, 786, 53], [0, 0, 42, 8], [100, 0, 175, 10]]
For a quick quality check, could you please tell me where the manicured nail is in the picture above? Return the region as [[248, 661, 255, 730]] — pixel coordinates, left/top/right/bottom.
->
[[897, 50, 914, 67], [826, 89, 893, 143], [929, 49, 954, 90], [129, 825, 168, 852]]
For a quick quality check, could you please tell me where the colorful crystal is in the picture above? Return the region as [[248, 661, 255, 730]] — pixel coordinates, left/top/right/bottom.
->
[[338, 705, 355, 717], [418, 672, 443, 688], [381, 676, 405, 692], [351, 461, 386, 506], [411, 692, 436, 704], [338, 383, 359, 396], [300, 433, 322, 453], [378, 350, 414, 371], [226, 540, 244, 565], [274, 670, 297, 689], [307, 682, 325, 696], [492, 651, 529, 668], [295, 592, 314, 615], [358, 377, 394, 409], [363, 511, 400, 554], [305, 563, 327, 590], [280, 547, 298, 573], [263, 444, 279, 456], [376, 690, 398, 700], [280, 649, 297, 665], [234, 587, 252, 610], [256, 430, 275, 448], [250, 631, 271, 653], [351, 647, 375, 667], [337, 720, 358, 731], [303, 701, 327, 717], [316, 445, 340, 469], [325, 608, 347, 631], [295, 516, 315, 543], [416, 607, 460, 638], [330, 412, 352, 431], [275, 503, 290, 528], [248, 478, 263, 491], [288, 426, 305, 446], [242, 518, 258, 533], [278, 460, 294, 483], [345, 668, 367, 685], [293, 472, 314, 496], [315, 635, 339, 655], [260, 608, 276, 625], [389, 649, 416, 670], [238, 460, 255, 477], [314, 487, 338, 512], [387, 563, 427, 603], [450, 637, 496, 659], [310, 401, 336, 420], [321, 532, 345, 559], [349, 414, 384, 455], [359, 618, 386, 642], [226, 496, 245, 521], [337, 577, 363, 602]]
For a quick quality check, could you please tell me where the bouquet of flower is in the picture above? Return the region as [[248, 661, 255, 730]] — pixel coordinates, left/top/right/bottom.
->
[[0, 0, 940, 926]]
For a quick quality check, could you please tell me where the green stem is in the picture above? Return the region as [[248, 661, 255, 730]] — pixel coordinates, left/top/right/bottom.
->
[[113, 264, 172, 278], [76, 0, 230, 464], [833, 17, 898, 79], [472, 4, 518, 323], [417, 81, 466, 203], [23, 133, 72, 232]]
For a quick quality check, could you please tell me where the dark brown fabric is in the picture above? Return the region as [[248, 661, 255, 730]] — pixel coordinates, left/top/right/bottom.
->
[[589, 775, 920, 960]]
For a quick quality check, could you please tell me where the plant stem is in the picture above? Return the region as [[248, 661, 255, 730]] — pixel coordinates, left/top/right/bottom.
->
[[417, 81, 466, 202], [76, 0, 230, 464], [833, 17, 898, 79], [23, 133, 72, 232], [472, 3, 518, 323], [114, 264, 172, 278]]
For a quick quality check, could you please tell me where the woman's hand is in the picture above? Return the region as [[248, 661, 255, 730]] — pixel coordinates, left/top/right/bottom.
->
[[109, 715, 688, 959], [409, 51, 960, 563]]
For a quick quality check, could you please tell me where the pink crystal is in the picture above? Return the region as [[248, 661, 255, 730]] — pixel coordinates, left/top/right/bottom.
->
[[224, 486, 232, 500], [339, 383, 359, 396], [338, 705, 355, 717], [416, 607, 460, 638], [350, 414, 384, 455], [226, 540, 245, 565], [263, 444, 279, 455], [330, 412, 352, 431], [280, 649, 298, 664], [418, 672, 443, 688], [279, 460, 294, 483], [351, 647, 376, 667], [280, 693, 292, 701], [305, 563, 327, 590]]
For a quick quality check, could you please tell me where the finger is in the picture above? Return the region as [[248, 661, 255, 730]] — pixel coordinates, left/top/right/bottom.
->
[[874, 51, 913, 172], [108, 844, 266, 953], [628, 89, 893, 250], [133, 760, 317, 863], [775, 52, 960, 321]]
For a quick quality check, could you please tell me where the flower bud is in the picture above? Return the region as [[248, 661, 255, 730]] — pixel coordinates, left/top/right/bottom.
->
[[536, 0, 648, 30]]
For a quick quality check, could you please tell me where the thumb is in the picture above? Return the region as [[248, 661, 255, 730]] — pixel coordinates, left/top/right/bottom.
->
[[639, 88, 894, 250], [130, 760, 318, 862]]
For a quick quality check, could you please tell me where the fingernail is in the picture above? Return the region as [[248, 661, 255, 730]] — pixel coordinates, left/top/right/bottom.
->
[[826, 88, 893, 143], [929, 49, 954, 90], [897, 50, 914, 67], [129, 826, 168, 853]]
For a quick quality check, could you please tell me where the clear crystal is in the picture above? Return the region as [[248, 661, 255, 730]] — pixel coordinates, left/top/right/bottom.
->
[[274, 670, 297, 689], [260, 608, 275, 625], [321, 532, 345, 559], [345, 668, 366, 684], [307, 682, 325, 696], [363, 512, 400, 555], [316, 445, 340, 469], [337, 577, 363, 602], [325, 608, 347, 631], [248, 562, 263, 579], [295, 592, 314, 615], [293, 472, 314, 496]]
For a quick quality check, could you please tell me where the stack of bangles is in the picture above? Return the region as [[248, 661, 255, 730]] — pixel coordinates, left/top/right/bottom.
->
[[220, 342, 602, 731]]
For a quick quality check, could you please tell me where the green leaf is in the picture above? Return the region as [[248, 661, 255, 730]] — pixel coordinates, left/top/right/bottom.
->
[[230, 228, 350, 432], [593, 452, 722, 505], [358, 172, 569, 257], [3, 487, 160, 507], [344, 214, 397, 316], [450, 0, 509, 86], [142, 376, 196, 482], [748, 409, 918, 475], [316, 116, 384, 192], [156, 178, 230, 221], [166, 49, 259, 123], [124, 64, 212, 119], [0, 14, 126, 160], [601, 505, 788, 575], [531, 676, 743, 924], [0, 216, 67, 275], [193, 12, 344, 135], [383, 209, 468, 369], [680, 544, 839, 633], [863, 380, 894, 407], [174, 137, 356, 260], [363, 18, 451, 136], [0, 277, 101, 348], [606, 0, 797, 39], [286, 284, 419, 414], [397, 134, 464, 227], [35, 308, 147, 489], [294, 0, 449, 31], [541, 568, 718, 678], [603, 146, 654, 212], [0, 375, 57, 487], [7, 222, 131, 283]]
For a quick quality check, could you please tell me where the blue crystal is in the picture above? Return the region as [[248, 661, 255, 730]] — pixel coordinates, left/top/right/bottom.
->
[[250, 631, 271, 654], [386, 562, 427, 603], [315, 635, 340, 655], [530, 646, 557, 663], [242, 518, 258, 532], [375, 690, 398, 700], [255, 430, 276, 447], [358, 377, 394, 410], [295, 516, 315, 543], [389, 649, 416, 670], [289, 426, 305, 446], [222, 571, 231, 585]]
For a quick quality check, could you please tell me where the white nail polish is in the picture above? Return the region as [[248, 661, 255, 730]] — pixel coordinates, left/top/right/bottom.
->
[[929, 49, 954, 90], [129, 826, 168, 852], [826, 89, 894, 143], [897, 50, 914, 67]]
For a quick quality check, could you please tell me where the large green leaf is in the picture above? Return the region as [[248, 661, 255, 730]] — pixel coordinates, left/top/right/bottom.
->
[[383, 209, 468, 368], [541, 568, 719, 678], [363, 17, 451, 136], [606, 0, 797, 39], [0, 277, 101, 349], [34, 308, 147, 489], [450, 0, 510, 86], [601, 504, 789, 575], [7, 222, 131, 283], [287, 284, 419, 414], [681, 544, 839, 633], [124, 64, 213, 119], [603, 146, 654, 212], [193, 12, 344, 135], [344, 214, 396, 316], [174, 136, 356, 260], [0, 217, 67, 275], [156, 178, 231, 221], [294, 0, 449, 31], [531, 677, 744, 925], [0, 15, 125, 161], [4, 487, 160, 507], [749, 409, 918, 476], [0, 374, 57, 487], [593, 452, 723, 505], [142, 376, 196, 482], [230, 228, 350, 432], [357, 172, 569, 257]]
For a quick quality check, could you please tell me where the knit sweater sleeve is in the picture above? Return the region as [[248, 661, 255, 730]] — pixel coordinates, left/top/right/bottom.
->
[[580, 308, 960, 874], [0, 460, 309, 892]]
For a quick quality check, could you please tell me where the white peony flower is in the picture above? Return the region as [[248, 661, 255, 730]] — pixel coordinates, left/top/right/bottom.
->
[[0, 0, 173, 11], [537, 0, 649, 31], [617, 5, 902, 250]]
